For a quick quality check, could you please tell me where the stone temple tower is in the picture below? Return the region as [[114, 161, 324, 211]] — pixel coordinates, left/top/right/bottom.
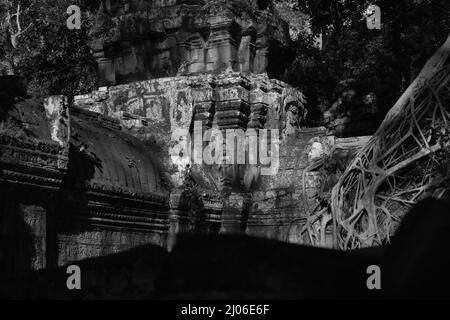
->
[[91, 0, 293, 85]]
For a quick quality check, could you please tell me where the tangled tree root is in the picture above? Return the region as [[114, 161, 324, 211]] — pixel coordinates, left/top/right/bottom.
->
[[331, 33, 450, 250]]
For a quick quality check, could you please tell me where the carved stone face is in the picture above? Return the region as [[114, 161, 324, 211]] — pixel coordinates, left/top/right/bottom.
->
[[284, 102, 300, 136], [287, 103, 299, 115]]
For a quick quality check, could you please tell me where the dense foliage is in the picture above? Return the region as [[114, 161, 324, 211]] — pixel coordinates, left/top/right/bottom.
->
[[279, 0, 450, 124], [0, 0, 100, 99]]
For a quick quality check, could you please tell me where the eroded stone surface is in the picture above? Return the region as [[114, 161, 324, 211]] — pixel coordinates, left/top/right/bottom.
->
[[91, 0, 292, 85], [74, 72, 305, 190]]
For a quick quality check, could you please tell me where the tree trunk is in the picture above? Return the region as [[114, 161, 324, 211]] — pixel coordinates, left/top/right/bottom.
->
[[331, 31, 450, 249]]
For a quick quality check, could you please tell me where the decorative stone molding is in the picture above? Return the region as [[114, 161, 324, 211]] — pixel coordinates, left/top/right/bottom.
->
[[0, 128, 68, 191], [74, 72, 304, 192], [90, 0, 292, 85]]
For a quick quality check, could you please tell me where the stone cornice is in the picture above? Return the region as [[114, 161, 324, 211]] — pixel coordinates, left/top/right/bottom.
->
[[0, 133, 68, 190], [60, 211, 170, 233], [84, 187, 169, 209], [70, 106, 122, 131], [0, 134, 65, 156]]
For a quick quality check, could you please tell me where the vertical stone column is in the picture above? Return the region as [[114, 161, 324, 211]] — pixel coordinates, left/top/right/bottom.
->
[[175, 33, 190, 74], [190, 84, 215, 168], [209, 77, 251, 192], [254, 33, 269, 74], [120, 41, 141, 77], [219, 192, 244, 234], [214, 76, 251, 130], [201, 195, 223, 234], [193, 101, 215, 129], [248, 87, 269, 129], [168, 190, 189, 251], [238, 32, 256, 72], [187, 36, 207, 73], [91, 40, 116, 86], [206, 27, 239, 72], [19, 204, 47, 271], [98, 57, 116, 86]]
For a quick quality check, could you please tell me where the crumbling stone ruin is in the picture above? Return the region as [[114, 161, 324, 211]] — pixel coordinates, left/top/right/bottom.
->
[[91, 0, 293, 85], [0, 0, 370, 275]]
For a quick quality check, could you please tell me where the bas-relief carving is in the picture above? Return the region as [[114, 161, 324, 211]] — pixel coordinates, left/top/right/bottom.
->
[[75, 73, 305, 194], [43, 96, 70, 148], [281, 89, 308, 138], [283, 103, 302, 137], [167, 87, 195, 130], [57, 229, 163, 264], [107, 80, 202, 131]]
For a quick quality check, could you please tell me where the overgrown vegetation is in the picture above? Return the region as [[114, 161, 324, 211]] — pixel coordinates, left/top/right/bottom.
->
[[278, 0, 450, 127], [331, 32, 450, 249], [273, 0, 450, 247], [0, 0, 102, 99]]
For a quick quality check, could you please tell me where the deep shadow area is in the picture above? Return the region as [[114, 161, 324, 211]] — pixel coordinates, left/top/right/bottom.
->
[[156, 198, 450, 299], [155, 233, 383, 299], [0, 243, 168, 300], [0, 184, 36, 277], [383, 198, 450, 299], [0, 76, 28, 121], [0, 198, 449, 299]]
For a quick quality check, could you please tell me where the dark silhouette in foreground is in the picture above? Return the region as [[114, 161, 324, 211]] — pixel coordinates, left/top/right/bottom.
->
[[0, 198, 449, 299], [156, 198, 450, 299], [155, 234, 383, 299], [383, 199, 450, 299]]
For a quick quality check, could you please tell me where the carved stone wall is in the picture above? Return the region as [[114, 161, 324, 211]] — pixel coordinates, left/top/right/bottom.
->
[[0, 92, 172, 274], [92, 0, 292, 85], [52, 105, 171, 266], [74, 72, 301, 189], [72, 72, 348, 245], [56, 227, 166, 266]]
